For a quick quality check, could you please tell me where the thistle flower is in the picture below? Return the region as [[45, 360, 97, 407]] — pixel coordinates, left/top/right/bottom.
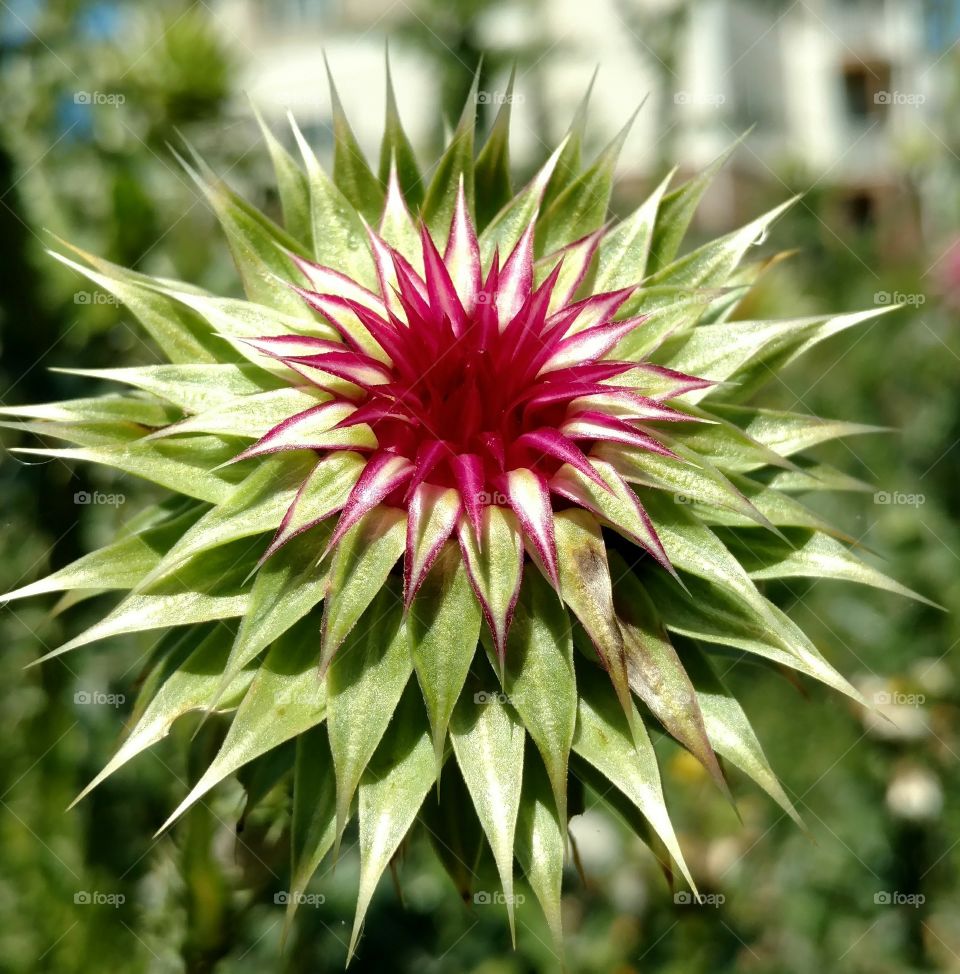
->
[[1, 63, 928, 959]]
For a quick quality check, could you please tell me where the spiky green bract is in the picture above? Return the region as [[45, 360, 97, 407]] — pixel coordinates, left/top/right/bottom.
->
[[2, 61, 925, 962]]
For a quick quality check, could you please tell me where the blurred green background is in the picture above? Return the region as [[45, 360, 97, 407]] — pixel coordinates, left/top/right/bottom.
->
[[1, 1, 958, 971]]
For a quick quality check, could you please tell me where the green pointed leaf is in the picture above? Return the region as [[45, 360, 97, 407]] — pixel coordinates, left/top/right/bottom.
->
[[479, 140, 566, 266], [515, 749, 565, 950], [288, 115, 376, 288], [503, 571, 576, 831], [159, 616, 328, 832], [537, 113, 635, 256], [326, 56, 385, 223], [594, 168, 674, 291], [642, 493, 866, 703], [137, 456, 314, 588], [647, 137, 741, 273], [682, 644, 803, 826], [553, 509, 635, 735], [286, 725, 337, 933], [542, 69, 594, 209], [349, 686, 435, 961], [714, 405, 886, 458], [409, 542, 482, 774], [48, 248, 222, 363], [14, 435, 246, 504], [450, 672, 525, 943], [215, 526, 333, 702], [319, 506, 406, 671], [458, 505, 523, 662], [474, 66, 515, 229], [609, 555, 728, 798], [70, 625, 254, 807], [177, 144, 311, 316], [573, 663, 696, 892], [36, 540, 255, 665], [253, 106, 312, 247], [54, 364, 282, 413], [718, 528, 937, 606], [645, 197, 796, 292], [326, 584, 413, 849], [378, 50, 422, 208], [421, 71, 479, 244], [2, 505, 204, 602]]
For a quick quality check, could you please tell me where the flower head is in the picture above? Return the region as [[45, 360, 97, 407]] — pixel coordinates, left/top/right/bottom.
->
[[1, 61, 923, 962], [237, 180, 706, 659]]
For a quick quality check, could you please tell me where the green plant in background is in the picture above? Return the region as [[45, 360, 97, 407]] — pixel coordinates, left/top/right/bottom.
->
[[0, 61, 933, 963]]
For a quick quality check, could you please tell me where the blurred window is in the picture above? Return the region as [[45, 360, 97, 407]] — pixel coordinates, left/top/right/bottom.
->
[[261, 0, 338, 29], [840, 60, 892, 123]]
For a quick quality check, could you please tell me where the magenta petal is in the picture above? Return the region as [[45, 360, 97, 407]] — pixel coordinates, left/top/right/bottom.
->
[[562, 410, 679, 457], [287, 252, 385, 311], [419, 222, 468, 335], [515, 428, 610, 490], [444, 179, 482, 313], [228, 401, 352, 462], [403, 483, 461, 607], [627, 363, 716, 400], [496, 220, 535, 328], [324, 451, 413, 553], [547, 285, 635, 336], [502, 468, 558, 587], [285, 350, 393, 389], [404, 438, 451, 499], [451, 453, 485, 537], [538, 315, 646, 375]]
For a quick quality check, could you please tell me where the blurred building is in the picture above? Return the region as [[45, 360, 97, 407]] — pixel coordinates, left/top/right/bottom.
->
[[210, 0, 957, 239]]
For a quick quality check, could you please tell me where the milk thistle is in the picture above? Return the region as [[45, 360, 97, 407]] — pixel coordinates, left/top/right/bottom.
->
[[2, 62, 924, 959]]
